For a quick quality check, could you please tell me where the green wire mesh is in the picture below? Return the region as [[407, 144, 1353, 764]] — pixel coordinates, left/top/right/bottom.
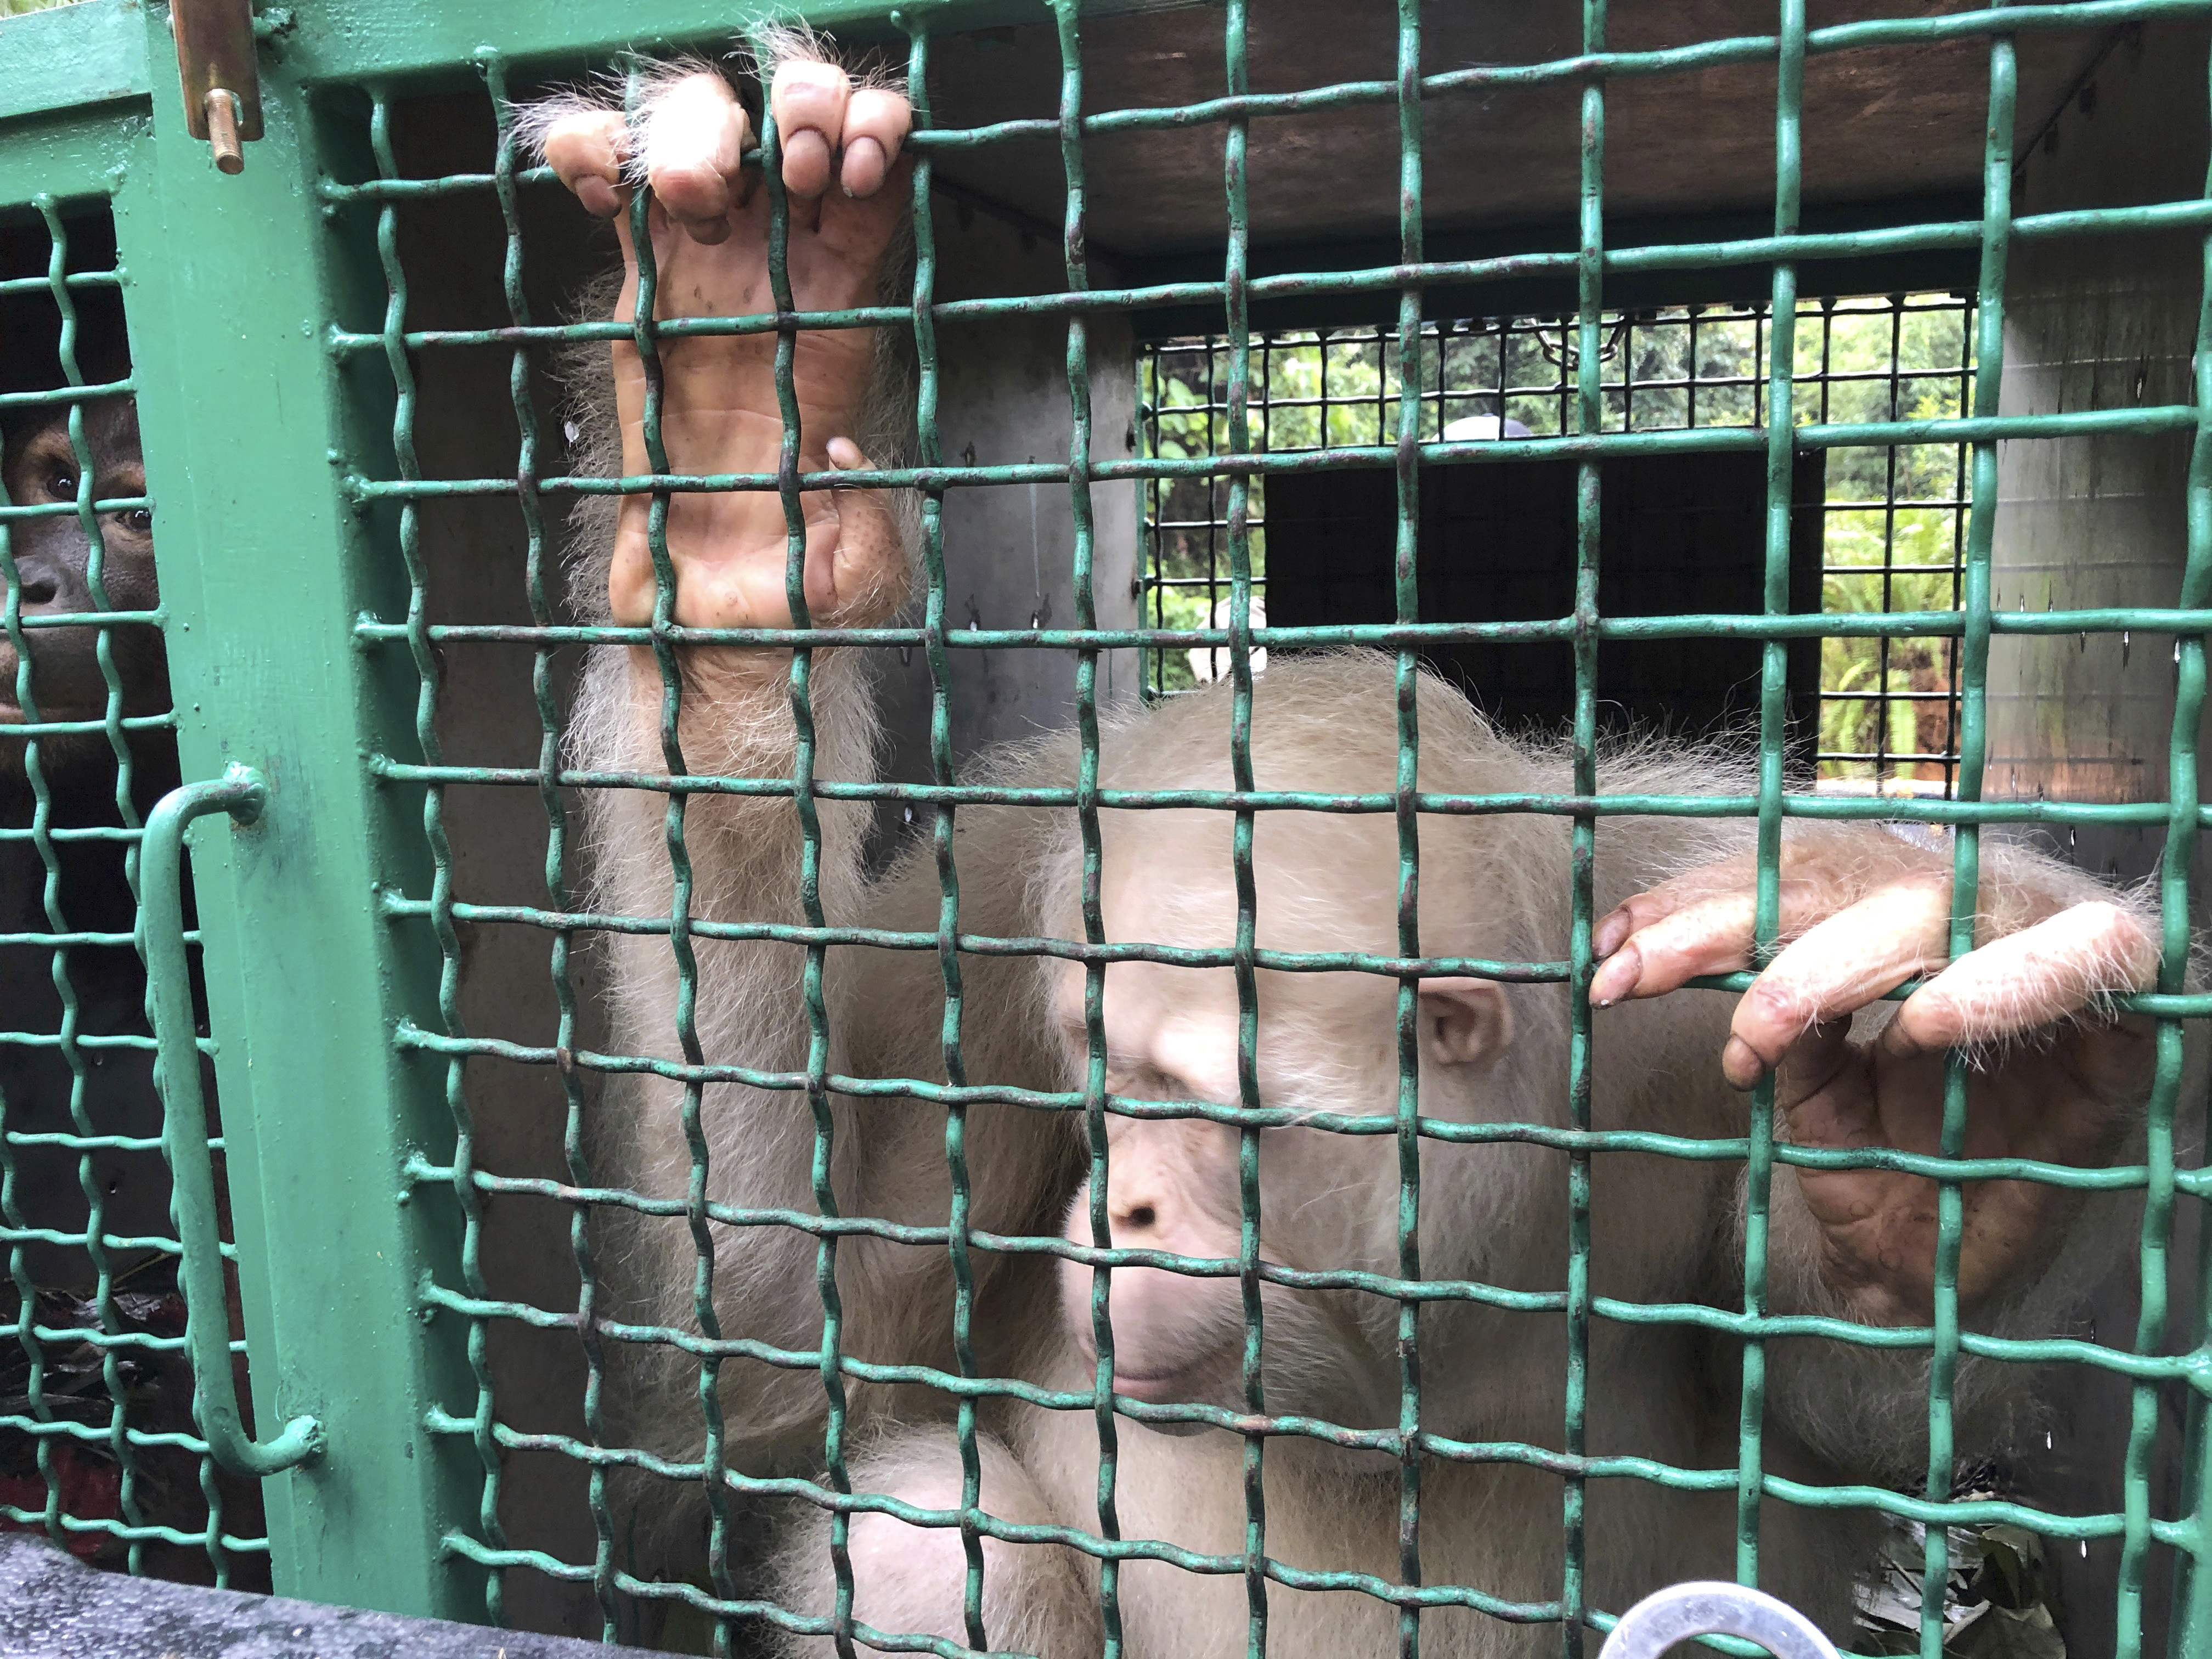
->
[[311, 4, 2212, 1657], [0, 200, 267, 1583]]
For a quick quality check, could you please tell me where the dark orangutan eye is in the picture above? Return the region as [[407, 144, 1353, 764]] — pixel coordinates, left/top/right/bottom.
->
[[118, 507, 151, 535], [1109, 1065, 1194, 1103], [42, 464, 78, 501]]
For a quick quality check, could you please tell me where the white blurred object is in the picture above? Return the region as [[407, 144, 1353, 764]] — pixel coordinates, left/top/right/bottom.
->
[[1443, 413, 1535, 441], [1603, 1582, 1838, 1659], [1187, 595, 1267, 684]]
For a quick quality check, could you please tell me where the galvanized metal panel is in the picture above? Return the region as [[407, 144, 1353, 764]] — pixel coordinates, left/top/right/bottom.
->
[[0, 0, 149, 128], [0, 106, 147, 207]]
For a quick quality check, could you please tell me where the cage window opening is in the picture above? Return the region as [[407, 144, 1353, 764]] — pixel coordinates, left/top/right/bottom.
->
[[1141, 294, 1976, 802]]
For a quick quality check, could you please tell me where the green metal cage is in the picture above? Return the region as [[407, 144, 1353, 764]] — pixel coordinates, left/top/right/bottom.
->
[[0, 2, 2208, 1657]]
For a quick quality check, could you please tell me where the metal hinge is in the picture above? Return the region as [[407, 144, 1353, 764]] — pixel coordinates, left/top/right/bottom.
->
[[168, 0, 263, 174]]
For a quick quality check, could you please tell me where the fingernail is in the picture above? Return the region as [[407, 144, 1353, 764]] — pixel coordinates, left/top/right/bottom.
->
[[782, 127, 833, 197], [1593, 912, 1629, 957], [1877, 1014, 1922, 1058], [1720, 1034, 1764, 1090], [1588, 943, 1638, 1009], [840, 136, 887, 198]]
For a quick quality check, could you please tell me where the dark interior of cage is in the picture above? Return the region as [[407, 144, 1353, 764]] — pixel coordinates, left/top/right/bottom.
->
[[304, 6, 2207, 1651], [0, 204, 269, 1586]]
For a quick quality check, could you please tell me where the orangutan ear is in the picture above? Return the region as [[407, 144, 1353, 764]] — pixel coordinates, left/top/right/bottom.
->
[[1416, 978, 1514, 1073]]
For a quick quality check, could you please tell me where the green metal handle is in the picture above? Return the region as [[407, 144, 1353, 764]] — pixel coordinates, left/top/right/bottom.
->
[[143, 765, 325, 1478]]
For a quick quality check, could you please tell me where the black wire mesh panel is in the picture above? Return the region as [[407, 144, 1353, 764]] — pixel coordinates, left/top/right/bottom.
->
[[1141, 299, 1976, 793]]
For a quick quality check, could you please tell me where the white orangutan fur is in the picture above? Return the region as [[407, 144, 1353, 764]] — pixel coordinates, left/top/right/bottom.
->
[[748, 656, 2153, 1658], [533, 45, 2170, 1655]]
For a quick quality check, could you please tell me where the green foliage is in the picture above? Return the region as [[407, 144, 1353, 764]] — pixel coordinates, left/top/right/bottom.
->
[[1138, 297, 1974, 786], [0, 0, 78, 16]]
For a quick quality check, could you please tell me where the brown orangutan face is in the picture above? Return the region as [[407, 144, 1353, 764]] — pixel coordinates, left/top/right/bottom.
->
[[0, 397, 165, 779]]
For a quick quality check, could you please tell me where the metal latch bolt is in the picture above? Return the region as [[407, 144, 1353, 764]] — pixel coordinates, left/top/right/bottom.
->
[[170, 0, 263, 174]]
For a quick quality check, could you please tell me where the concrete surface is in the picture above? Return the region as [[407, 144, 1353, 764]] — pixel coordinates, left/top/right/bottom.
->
[[0, 1532, 606, 1658]]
